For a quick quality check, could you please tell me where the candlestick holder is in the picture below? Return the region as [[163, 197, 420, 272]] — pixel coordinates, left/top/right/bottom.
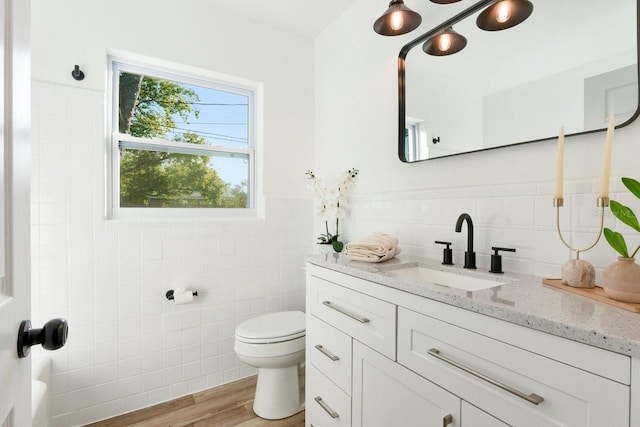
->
[[555, 196, 609, 288]]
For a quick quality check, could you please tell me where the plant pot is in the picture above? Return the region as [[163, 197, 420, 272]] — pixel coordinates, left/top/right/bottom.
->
[[602, 257, 640, 303], [317, 244, 334, 255]]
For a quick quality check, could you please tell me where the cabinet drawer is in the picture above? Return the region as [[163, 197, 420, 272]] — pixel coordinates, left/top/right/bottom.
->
[[308, 315, 352, 395], [308, 275, 396, 359], [398, 307, 630, 427], [306, 365, 351, 427]]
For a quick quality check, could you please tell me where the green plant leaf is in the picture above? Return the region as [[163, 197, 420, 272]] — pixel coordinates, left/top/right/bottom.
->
[[332, 240, 344, 253], [622, 177, 640, 200], [604, 227, 629, 257], [610, 200, 640, 232], [317, 233, 332, 244]]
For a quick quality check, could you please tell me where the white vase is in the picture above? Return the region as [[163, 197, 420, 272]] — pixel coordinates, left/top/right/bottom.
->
[[602, 257, 640, 303]]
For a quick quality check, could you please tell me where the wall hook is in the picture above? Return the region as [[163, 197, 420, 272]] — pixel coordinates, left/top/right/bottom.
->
[[432, 136, 440, 144], [71, 65, 85, 81]]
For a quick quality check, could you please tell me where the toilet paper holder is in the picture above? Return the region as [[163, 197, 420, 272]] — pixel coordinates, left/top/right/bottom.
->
[[165, 289, 198, 301]]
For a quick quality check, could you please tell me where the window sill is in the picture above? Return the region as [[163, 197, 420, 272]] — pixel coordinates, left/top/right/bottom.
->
[[108, 207, 262, 222]]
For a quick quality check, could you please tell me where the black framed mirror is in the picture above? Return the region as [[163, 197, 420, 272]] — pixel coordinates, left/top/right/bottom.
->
[[398, 0, 640, 162]]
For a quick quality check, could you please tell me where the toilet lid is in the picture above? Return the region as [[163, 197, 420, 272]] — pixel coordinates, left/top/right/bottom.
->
[[235, 311, 306, 343]]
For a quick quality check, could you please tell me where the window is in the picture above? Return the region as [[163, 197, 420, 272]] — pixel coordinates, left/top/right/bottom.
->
[[404, 117, 427, 161], [109, 58, 257, 217]]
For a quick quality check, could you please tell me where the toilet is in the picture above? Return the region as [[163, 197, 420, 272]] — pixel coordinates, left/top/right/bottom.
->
[[234, 310, 306, 420]]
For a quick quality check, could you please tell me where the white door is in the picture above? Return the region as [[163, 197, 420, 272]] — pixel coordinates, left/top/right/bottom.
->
[[0, 0, 32, 426]]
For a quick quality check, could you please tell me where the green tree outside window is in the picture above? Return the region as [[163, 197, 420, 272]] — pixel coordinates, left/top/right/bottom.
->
[[118, 72, 248, 208]]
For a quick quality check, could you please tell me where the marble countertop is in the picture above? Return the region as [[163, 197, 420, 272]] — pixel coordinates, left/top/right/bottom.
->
[[307, 254, 640, 358]]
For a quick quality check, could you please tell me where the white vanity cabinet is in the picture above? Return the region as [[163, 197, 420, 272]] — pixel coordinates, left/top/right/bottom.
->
[[306, 263, 634, 427], [306, 271, 397, 427]]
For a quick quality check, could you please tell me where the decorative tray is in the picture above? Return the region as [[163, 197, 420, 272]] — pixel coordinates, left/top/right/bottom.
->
[[542, 278, 640, 313]]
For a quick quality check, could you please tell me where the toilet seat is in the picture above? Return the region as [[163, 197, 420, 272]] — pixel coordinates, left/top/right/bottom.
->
[[235, 335, 305, 359], [235, 311, 306, 344], [236, 330, 305, 344]]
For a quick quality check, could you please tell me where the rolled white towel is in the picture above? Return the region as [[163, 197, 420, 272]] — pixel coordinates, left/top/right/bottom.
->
[[345, 233, 399, 255], [345, 234, 401, 263], [346, 246, 402, 263]]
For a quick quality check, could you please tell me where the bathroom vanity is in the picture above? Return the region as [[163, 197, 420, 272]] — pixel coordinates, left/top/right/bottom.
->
[[305, 255, 640, 427]]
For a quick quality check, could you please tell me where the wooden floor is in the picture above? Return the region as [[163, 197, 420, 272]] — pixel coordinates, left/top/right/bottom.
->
[[86, 376, 305, 427]]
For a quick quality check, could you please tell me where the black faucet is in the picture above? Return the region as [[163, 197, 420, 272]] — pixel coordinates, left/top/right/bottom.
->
[[455, 213, 476, 269]]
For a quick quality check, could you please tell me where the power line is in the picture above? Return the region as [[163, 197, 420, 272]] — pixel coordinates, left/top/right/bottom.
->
[[171, 126, 247, 141], [182, 102, 247, 106], [175, 121, 247, 126], [138, 99, 247, 106], [166, 129, 247, 144]]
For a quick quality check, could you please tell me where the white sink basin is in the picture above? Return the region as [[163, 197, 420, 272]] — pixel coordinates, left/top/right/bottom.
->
[[383, 265, 508, 292]]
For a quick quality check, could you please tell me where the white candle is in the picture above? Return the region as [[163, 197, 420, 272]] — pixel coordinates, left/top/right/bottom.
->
[[554, 127, 564, 199], [599, 116, 615, 198]]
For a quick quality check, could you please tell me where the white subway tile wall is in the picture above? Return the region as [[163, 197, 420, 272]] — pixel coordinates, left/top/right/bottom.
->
[[342, 178, 625, 284], [31, 81, 312, 426]]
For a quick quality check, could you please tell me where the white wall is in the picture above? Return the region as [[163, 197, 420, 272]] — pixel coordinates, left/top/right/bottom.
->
[[30, 1, 314, 425], [483, 53, 636, 148], [315, 0, 639, 279]]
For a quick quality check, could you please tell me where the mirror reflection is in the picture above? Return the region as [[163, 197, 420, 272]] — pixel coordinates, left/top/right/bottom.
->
[[400, 0, 639, 162]]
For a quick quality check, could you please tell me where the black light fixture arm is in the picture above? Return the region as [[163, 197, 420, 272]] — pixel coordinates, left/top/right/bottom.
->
[[399, 0, 498, 57]]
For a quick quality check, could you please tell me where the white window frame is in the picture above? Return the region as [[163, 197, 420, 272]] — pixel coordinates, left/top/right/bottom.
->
[[405, 116, 429, 161], [107, 53, 263, 220]]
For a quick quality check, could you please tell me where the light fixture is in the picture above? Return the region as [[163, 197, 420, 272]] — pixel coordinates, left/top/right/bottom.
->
[[373, 0, 422, 36], [476, 0, 533, 31], [423, 27, 467, 56], [429, 0, 462, 4]]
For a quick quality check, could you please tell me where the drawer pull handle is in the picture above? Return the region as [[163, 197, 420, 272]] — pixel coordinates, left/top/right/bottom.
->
[[322, 301, 370, 323], [314, 396, 339, 418], [443, 414, 453, 427], [427, 348, 544, 406], [315, 344, 340, 361]]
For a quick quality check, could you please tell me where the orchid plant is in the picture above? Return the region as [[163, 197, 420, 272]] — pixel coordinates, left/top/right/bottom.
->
[[306, 168, 359, 252]]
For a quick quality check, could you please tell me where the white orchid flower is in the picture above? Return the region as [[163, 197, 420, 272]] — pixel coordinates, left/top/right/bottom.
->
[[306, 168, 358, 250], [325, 205, 339, 220], [325, 189, 339, 203]]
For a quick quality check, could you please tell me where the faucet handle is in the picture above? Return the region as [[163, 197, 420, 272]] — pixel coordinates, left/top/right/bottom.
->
[[490, 247, 516, 274], [435, 241, 453, 266]]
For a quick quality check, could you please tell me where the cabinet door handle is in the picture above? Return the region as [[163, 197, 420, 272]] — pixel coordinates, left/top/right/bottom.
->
[[427, 348, 544, 405], [314, 396, 339, 418], [443, 414, 453, 427], [315, 344, 340, 361], [322, 300, 370, 323]]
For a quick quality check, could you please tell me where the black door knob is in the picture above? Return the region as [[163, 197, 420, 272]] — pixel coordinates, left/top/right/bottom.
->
[[17, 318, 69, 358]]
